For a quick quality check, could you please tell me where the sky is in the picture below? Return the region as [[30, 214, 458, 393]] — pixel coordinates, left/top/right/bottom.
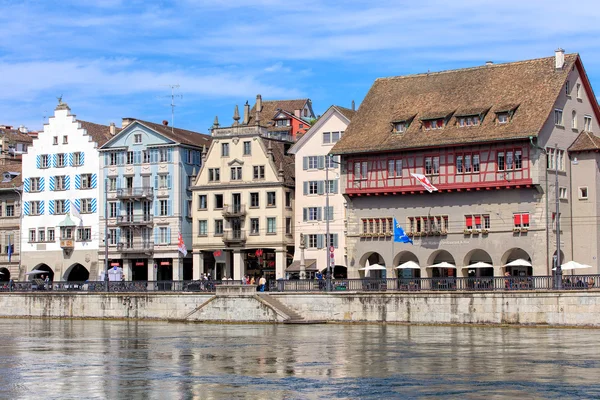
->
[[1, 0, 600, 133]]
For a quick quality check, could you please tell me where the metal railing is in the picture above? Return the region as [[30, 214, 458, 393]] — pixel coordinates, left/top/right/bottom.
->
[[222, 230, 246, 243], [116, 241, 154, 253], [116, 187, 154, 199], [117, 214, 154, 225], [222, 204, 246, 217], [0, 280, 244, 293]]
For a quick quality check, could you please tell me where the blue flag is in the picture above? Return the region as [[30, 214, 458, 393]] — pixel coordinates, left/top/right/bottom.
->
[[393, 218, 413, 244]]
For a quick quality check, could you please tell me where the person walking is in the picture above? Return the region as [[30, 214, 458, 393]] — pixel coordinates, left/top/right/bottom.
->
[[259, 276, 266, 292]]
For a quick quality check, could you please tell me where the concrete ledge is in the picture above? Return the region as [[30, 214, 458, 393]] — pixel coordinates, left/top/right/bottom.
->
[[215, 285, 257, 296]]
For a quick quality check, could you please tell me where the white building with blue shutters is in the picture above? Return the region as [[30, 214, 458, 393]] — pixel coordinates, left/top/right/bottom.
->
[[288, 105, 355, 278], [20, 100, 114, 281]]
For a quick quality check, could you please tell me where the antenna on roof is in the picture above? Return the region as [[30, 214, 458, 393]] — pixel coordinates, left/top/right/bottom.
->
[[161, 84, 182, 133]]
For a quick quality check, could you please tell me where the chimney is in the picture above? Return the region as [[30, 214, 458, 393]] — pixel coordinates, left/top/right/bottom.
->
[[243, 101, 250, 125], [162, 120, 169, 126], [294, 109, 301, 118], [485, 61, 493, 66], [256, 94, 262, 112], [18, 125, 28, 133], [233, 105, 240, 126], [351, 100, 355, 111], [109, 122, 116, 135], [121, 118, 134, 128], [555, 48, 565, 69]]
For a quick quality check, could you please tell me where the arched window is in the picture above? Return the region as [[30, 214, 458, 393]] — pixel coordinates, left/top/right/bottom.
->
[[572, 110, 577, 130]]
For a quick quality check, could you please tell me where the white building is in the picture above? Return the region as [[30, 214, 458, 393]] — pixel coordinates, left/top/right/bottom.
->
[[20, 100, 114, 281], [288, 105, 355, 278]]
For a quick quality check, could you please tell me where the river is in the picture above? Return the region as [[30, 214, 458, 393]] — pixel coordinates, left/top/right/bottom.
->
[[0, 319, 599, 399]]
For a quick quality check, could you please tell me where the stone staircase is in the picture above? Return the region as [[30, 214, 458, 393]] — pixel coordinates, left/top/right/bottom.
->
[[255, 293, 319, 324]]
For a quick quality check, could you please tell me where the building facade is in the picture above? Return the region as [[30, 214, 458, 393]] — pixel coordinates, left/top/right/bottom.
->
[[192, 112, 295, 281], [0, 126, 33, 165], [288, 105, 355, 278], [20, 101, 113, 281], [0, 164, 23, 281], [332, 50, 600, 278], [98, 119, 211, 282]]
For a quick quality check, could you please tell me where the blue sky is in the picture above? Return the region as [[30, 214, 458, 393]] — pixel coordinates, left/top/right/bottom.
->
[[2, 0, 600, 133]]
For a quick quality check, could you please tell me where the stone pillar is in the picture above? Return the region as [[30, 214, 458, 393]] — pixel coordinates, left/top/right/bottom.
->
[[422, 267, 433, 278], [193, 252, 204, 280], [147, 259, 157, 281], [275, 249, 286, 280], [494, 265, 504, 278], [124, 259, 133, 281], [172, 258, 183, 281], [233, 251, 244, 280]]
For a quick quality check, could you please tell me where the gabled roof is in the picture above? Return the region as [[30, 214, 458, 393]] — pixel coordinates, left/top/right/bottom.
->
[[289, 105, 354, 154], [262, 137, 295, 186], [248, 99, 313, 127], [102, 120, 211, 149], [333, 53, 584, 155], [79, 121, 117, 147], [0, 127, 34, 144], [569, 131, 600, 152]]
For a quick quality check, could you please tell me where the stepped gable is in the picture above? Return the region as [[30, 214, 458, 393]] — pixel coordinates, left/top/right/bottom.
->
[[333, 54, 580, 155]]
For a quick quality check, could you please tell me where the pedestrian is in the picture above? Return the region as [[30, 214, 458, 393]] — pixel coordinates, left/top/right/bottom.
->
[[250, 276, 255, 285], [504, 270, 511, 290], [259, 276, 266, 292], [9, 278, 14, 292], [45, 275, 50, 290]]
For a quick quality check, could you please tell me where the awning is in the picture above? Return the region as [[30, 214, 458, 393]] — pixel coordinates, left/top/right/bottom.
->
[[553, 261, 593, 271], [25, 269, 49, 275], [504, 259, 532, 267], [395, 261, 420, 270], [359, 263, 387, 271], [286, 259, 318, 272], [461, 262, 493, 270], [427, 262, 456, 269]]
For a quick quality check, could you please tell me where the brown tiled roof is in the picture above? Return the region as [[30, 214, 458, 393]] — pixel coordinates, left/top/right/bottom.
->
[[333, 105, 356, 121], [569, 131, 600, 152], [333, 54, 579, 155], [248, 99, 309, 127], [0, 128, 34, 144], [0, 162, 22, 189], [135, 120, 211, 148], [79, 121, 116, 147], [261, 137, 295, 186]]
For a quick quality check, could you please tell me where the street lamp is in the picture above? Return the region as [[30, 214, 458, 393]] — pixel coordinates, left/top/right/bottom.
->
[[325, 154, 341, 290], [12, 184, 23, 279]]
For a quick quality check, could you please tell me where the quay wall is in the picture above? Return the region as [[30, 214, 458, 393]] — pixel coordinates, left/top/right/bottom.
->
[[1, 291, 600, 327]]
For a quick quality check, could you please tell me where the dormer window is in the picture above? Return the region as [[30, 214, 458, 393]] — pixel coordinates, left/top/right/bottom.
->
[[393, 122, 406, 133], [276, 119, 290, 127], [497, 113, 509, 124], [494, 104, 519, 125], [423, 119, 444, 130], [458, 115, 480, 127]]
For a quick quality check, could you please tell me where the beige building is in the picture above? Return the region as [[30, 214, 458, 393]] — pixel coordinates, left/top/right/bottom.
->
[[0, 126, 33, 165], [0, 163, 22, 281], [332, 50, 600, 279], [288, 105, 355, 278], [192, 102, 296, 281]]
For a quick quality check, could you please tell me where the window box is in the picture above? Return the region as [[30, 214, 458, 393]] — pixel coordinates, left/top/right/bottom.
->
[[520, 227, 528, 233], [434, 230, 441, 236], [441, 230, 447, 236], [407, 232, 414, 237], [513, 227, 521, 233], [385, 232, 392, 237], [481, 229, 489, 234], [463, 229, 472, 235], [474, 229, 481, 234], [378, 232, 386, 237]]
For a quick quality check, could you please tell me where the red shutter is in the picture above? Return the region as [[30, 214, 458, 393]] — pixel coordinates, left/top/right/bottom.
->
[[465, 216, 473, 228], [514, 214, 521, 225], [522, 213, 529, 224], [475, 215, 481, 225]]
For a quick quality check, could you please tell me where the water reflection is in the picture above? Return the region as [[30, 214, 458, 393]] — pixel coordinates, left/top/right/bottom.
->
[[0, 320, 599, 399]]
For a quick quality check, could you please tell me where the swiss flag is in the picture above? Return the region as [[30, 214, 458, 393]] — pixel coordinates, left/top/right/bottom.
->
[[410, 173, 438, 193], [178, 232, 188, 257]]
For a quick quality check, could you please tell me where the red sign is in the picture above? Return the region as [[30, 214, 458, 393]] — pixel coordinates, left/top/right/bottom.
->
[[255, 249, 263, 257], [160, 261, 170, 266], [110, 262, 120, 266], [213, 250, 222, 257], [135, 262, 144, 266]]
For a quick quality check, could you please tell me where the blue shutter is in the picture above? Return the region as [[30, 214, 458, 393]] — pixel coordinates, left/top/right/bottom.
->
[[64, 199, 70, 213], [134, 151, 141, 164], [154, 201, 158, 216], [317, 181, 324, 195], [303, 181, 308, 195], [303, 157, 308, 170], [74, 174, 81, 189], [23, 178, 30, 193], [167, 148, 172, 162], [167, 227, 171, 244], [74, 199, 81, 214], [154, 227, 158, 244], [317, 207, 322, 221], [91, 174, 97, 189], [167, 200, 172, 216], [65, 175, 70, 190], [303, 208, 308, 222], [317, 234, 324, 249], [335, 156, 340, 168], [36, 155, 41, 169], [104, 153, 109, 166], [116, 228, 121, 244], [66, 152, 73, 167], [80, 152, 85, 166], [116, 202, 121, 217], [49, 176, 55, 191], [39, 177, 44, 191], [167, 175, 172, 189], [104, 178, 109, 193], [23, 201, 30, 216], [154, 175, 158, 190], [333, 234, 339, 248], [91, 198, 97, 213], [52, 154, 57, 168], [39, 200, 44, 215], [317, 156, 325, 169], [333, 180, 339, 194], [48, 200, 55, 215]]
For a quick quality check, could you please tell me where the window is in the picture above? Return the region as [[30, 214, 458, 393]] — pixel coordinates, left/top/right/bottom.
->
[[456, 156, 463, 173], [393, 122, 406, 133], [81, 199, 93, 213], [158, 200, 168, 216], [458, 116, 480, 127], [158, 148, 170, 163], [267, 192, 276, 207], [323, 132, 331, 144], [198, 195, 207, 210], [214, 219, 223, 236], [198, 220, 208, 236], [208, 168, 220, 182], [74, 152, 83, 166], [61, 227, 73, 240], [473, 155, 480, 172], [286, 217, 292, 235], [546, 148, 565, 171], [31, 177, 41, 192], [324, 206, 334, 221], [325, 155, 337, 169], [134, 133, 142, 143], [158, 174, 169, 189], [48, 228, 55, 242], [253, 166, 265, 180], [497, 152, 505, 171], [497, 113, 509, 124], [29, 229, 36, 242], [231, 167, 242, 181], [38, 229, 45, 242], [214, 194, 223, 209], [579, 186, 588, 200], [126, 151, 134, 165], [108, 152, 119, 166], [81, 174, 93, 189], [305, 207, 319, 221], [307, 156, 318, 169], [108, 229, 117, 245], [423, 119, 444, 130], [243, 141, 251, 155], [250, 218, 260, 235], [40, 154, 49, 168], [483, 215, 491, 230], [267, 217, 276, 234], [276, 119, 289, 127], [559, 187, 568, 200], [514, 151, 522, 170], [514, 213, 530, 228], [55, 200, 65, 214], [572, 110, 577, 130], [332, 131, 341, 142], [506, 151, 514, 170], [577, 83, 582, 99], [424, 156, 439, 175], [250, 192, 260, 208], [554, 109, 563, 126], [285, 191, 292, 207], [31, 201, 42, 215], [77, 227, 91, 241], [354, 161, 368, 180], [159, 227, 169, 244], [308, 181, 318, 195], [142, 150, 151, 163], [221, 143, 229, 157], [6, 204, 14, 217], [584, 115, 593, 132], [53, 136, 58, 145], [109, 202, 117, 218], [307, 234, 318, 249], [425, 157, 432, 175], [388, 159, 403, 177], [464, 155, 471, 173], [107, 177, 117, 191], [465, 215, 473, 230]]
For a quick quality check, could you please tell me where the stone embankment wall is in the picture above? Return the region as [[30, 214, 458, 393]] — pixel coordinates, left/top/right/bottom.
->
[[1, 291, 600, 327]]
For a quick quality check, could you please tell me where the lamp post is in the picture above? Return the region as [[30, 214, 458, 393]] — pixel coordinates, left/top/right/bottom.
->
[[324, 154, 340, 291], [12, 184, 23, 279], [104, 179, 109, 292]]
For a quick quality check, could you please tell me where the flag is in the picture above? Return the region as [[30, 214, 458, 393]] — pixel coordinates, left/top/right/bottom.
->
[[7, 236, 12, 262], [411, 173, 438, 193], [178, 232, 188, 257], [393, 218, 413, 244], [71, 199, 81, 221]]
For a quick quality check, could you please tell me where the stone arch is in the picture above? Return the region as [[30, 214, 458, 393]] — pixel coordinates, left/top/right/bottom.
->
[[393, 251, 421, 279], [32, 263, 54, 281], [463, 249, 494, 278], [427, 250, 456, 266], [359, 251, 387, 268], [64, 263, 89, 282], [501, 248, 532, 266], [0, 267, 9, 281]]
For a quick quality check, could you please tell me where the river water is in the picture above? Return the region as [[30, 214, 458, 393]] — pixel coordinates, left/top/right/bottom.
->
[[0, 319, 599, 399]]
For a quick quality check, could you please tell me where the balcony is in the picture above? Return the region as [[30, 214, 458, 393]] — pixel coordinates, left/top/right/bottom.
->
[[222, 230, 246, 245], [60, 239, 75, 249], [116, 214, 154, 226], [222, 204, 246, 218], [116, 187, 154, 200], [117, 241, 154, 254]]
